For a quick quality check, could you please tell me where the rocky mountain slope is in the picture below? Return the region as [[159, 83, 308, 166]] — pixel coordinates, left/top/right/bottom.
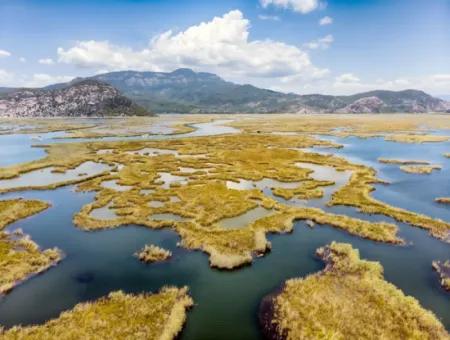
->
[[0, 79, 149, 118]]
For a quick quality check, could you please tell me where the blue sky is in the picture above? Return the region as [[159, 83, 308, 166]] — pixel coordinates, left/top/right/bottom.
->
[[0, 0, 449, 95]]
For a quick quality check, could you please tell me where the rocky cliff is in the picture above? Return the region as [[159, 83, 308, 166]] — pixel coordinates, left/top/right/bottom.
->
[[0, 79, 149, 117]]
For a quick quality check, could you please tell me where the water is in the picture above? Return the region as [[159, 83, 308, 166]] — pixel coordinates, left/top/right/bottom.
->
[[90, 202, 118, 220], [218, 207, 274, 228], [0, 162, 112, 191], [0, 123, 449, 338]]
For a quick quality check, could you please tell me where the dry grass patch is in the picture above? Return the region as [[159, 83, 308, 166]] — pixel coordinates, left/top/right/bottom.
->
[[0, 199, 49, 230], [0, 286, 193, 339], [400, 164, 441, 174], [0, 229, 61, 294], [136, 244, 172, 263], [261, 242, 449, 340], [378, 158, 430, 165]]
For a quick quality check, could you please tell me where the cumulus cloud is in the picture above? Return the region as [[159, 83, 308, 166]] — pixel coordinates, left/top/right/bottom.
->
[[57, 10, 327, 82], [319, 16, 333, 25], [258, 14, 280, 21], [260, 0, 320, 14], [38, 58, 55, 65], [304, 34, 333, 50], [19, 57, 26, 63], [0, 49, 11, 58]]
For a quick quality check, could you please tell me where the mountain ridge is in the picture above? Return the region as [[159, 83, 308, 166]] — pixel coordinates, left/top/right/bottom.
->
[[1, 69, 449, 115]]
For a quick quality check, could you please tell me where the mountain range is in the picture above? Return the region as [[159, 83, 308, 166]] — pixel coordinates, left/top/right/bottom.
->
[[1, 68, 449, 117]]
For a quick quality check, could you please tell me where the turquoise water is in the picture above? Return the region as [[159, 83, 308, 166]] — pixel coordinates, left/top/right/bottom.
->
[[0, 126, 449, 339]]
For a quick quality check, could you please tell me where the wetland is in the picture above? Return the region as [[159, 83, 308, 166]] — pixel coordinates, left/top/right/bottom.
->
[[0, 114, 449, 339]]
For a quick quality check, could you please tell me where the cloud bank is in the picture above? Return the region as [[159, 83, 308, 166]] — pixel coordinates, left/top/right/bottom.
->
[[57, 10, 327, 83]]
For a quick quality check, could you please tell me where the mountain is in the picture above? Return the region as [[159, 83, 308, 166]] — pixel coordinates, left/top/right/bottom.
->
[[1, 69, 449, 115], [0, 79, 149, 118], [88, 69, 449, 113]]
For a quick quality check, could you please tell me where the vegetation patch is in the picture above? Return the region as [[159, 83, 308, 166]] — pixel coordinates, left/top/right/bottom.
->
[[0, 199, 49, 230], [136, 244, 172, 263], [432, 260, 450, 292], [0, 286, 193, 339], [261, 242, 449, 340], [0, 229, 61, 294], [2, 131, 446, 268], [329, 167, 450, 242], [399, 164, 442, 174], [378, 158, 430, 165]]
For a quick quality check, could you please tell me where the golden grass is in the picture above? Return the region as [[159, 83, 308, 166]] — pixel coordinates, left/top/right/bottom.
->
[[0, 286, 193, 339], [0, 199, 50, 230], [229, 114, 450, 142], [432, 260, 450, 292], [136, 244, 172, 263], [0, 229, 61, 294], [400, 164, 442, 174], [385, 134, 449, 144], [272, 179, 334, 200], [264, 242, 449, 340], [329, 167, 450, 242], [378, 158, 430, 165], [2, 126, 448, 267]]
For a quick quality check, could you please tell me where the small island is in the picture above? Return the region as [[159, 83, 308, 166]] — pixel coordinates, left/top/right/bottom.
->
[[136, 244, 172, 263], [260, 242, 449, 339], [399, 164, 441, 174], [0, 287, 193, 339]]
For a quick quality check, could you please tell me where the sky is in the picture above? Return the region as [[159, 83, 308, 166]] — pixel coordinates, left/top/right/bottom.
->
[[0, 0, 449, 96]]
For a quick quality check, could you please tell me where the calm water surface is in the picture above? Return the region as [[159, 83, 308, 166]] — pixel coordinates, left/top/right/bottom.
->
[[0, 124, 448, 339]]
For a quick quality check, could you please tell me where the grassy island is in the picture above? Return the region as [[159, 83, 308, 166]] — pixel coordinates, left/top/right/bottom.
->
[[432, 260, 450, 291], [0, 286, 193, 339], [0, 199, 59, 294], [1, 229, 61, 294], [0, 199, 50, 229], [261, 242, 449, 340], [400, 164, 441, 174], [136, 244, 172, 263], [378, 158, 430, 165]]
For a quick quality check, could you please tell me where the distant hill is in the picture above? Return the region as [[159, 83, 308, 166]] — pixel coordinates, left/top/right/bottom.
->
[[0, 79, 149, 118], [1, 69, 449, 115], [90, 69, 449, 113]]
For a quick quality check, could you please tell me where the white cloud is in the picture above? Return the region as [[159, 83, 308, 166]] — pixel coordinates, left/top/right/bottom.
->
[[258, 14, 280, 21], [19, 57, 26, 63], [57, 10, 326, 82], [335, 73, 360, 84], [0, 69, 14, 85], [0, 70, 73, 88], [319, 16, 333, 25], [0, 50, 11, 58], [260, 0, 320, 14], [24, 73, 73, 87], [38, 58, 55, 65], [304, 34, 333, 50]]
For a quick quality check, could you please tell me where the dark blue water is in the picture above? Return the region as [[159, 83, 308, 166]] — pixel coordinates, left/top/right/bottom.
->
[[0, 129, 449, 339]]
